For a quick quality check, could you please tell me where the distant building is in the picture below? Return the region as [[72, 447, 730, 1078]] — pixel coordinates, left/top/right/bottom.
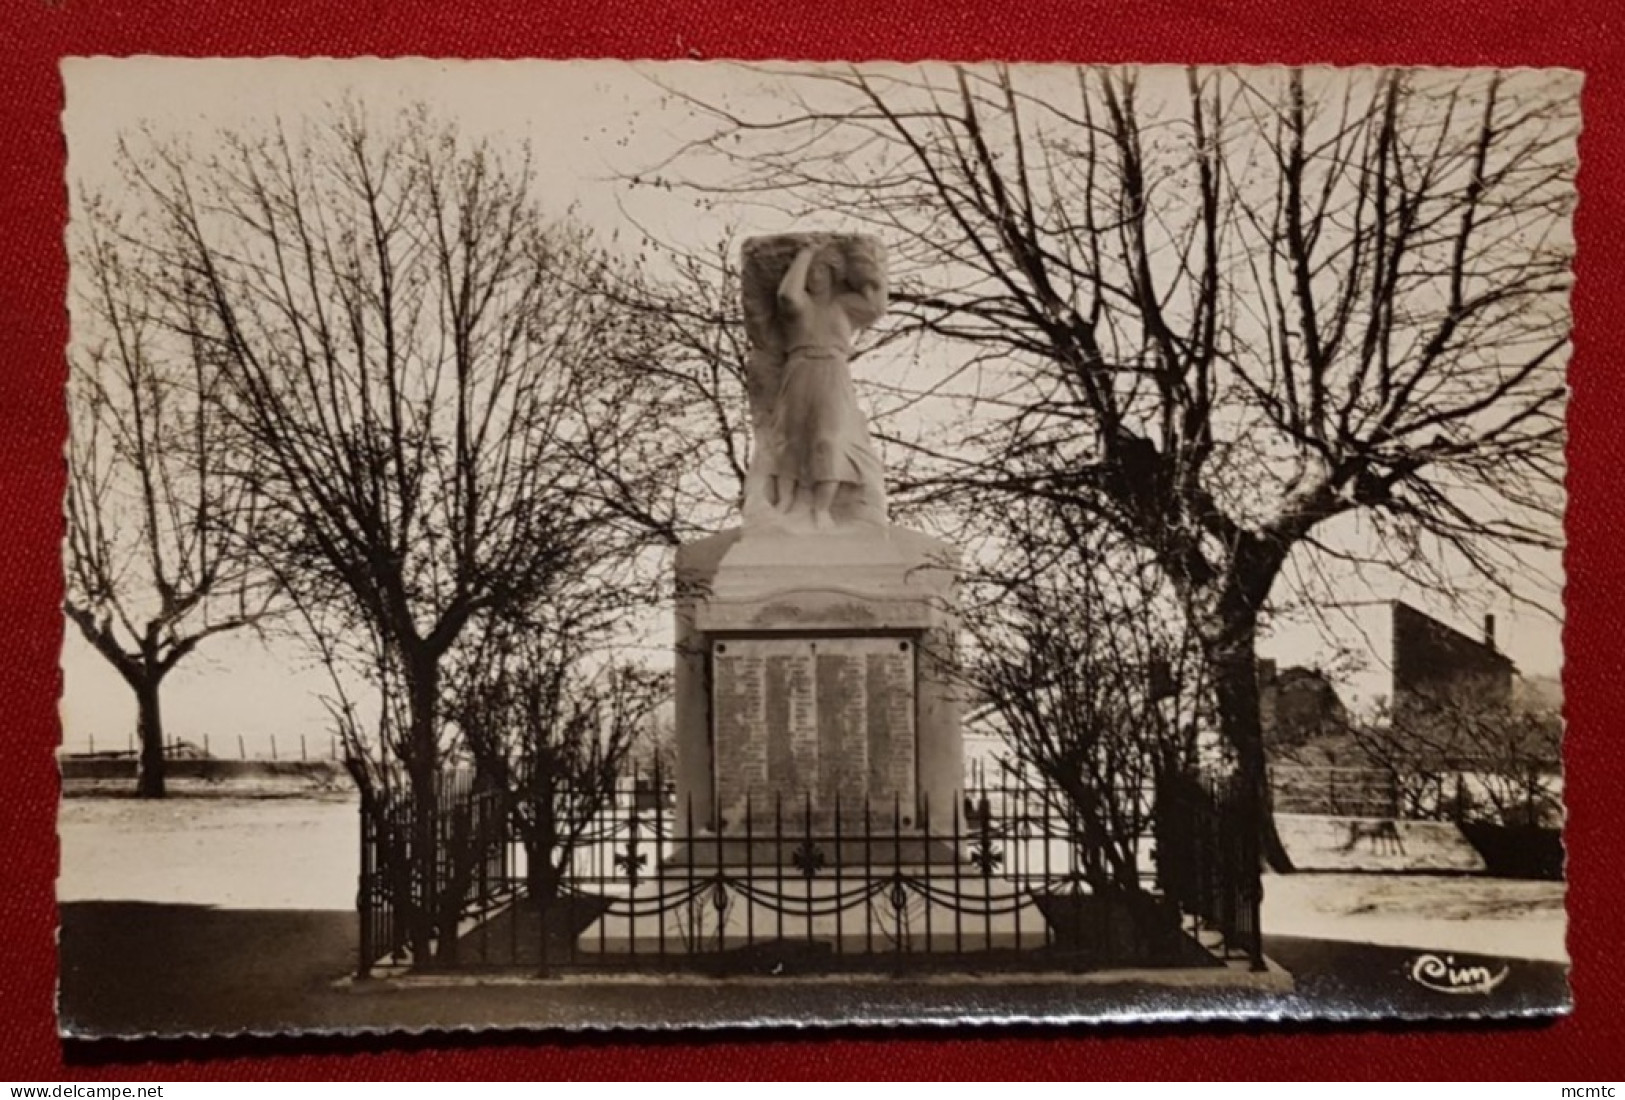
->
[[1261, 601, 1560, 792], [1390, 601, 1515, 715], [1258, 661, 1350, 748], [1388, 601, 1564, 773], [1261, 602, 1528, 753]]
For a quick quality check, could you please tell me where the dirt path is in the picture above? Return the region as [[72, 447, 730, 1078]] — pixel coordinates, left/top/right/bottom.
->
[[1262, 873, 1567, 962]]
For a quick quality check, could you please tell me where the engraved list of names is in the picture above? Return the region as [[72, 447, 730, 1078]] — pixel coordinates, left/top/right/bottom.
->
[[712, 636, 916, 826]]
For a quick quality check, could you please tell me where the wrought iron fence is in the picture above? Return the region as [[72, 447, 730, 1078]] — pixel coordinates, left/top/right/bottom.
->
[[357, 768, 513, 973], [1154, 770, 1264, 971], [358, 765, 1263, 976]]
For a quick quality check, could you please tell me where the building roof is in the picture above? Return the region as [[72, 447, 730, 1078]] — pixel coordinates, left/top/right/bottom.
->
[[1391, 600, 1516, 696]]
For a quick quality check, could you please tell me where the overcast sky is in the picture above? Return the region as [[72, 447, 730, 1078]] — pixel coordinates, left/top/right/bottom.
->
[[59, 58, 1567, 754]]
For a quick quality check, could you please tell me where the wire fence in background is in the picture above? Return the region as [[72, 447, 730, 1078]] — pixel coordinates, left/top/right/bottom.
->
[[60, 732, 343, 762]]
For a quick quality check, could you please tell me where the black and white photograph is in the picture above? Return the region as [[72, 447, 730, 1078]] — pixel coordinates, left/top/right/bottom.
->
[[56, 57, 1576, 1037]]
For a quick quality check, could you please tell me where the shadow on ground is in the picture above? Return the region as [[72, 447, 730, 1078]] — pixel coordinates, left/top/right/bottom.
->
[[58, 902, 1569, 1046], [1263, 936, 1569, 1018], [59, 902, 358, 1037], [454, 896, 1220, 975]]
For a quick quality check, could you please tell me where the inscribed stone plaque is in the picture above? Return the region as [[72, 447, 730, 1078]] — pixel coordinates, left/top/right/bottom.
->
[[869, 641, 917, 816], [711, 644, 767, 827], [711, 636, 916, 826]]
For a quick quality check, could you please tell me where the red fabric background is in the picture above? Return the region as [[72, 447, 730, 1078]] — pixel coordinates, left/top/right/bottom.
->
[[3, 0, 1622, 1080]]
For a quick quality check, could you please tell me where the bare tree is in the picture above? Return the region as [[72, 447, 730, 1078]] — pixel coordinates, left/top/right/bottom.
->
[[1336, 707, 1453, 820], [961, 496, 1210, 892], [601, 238, 768, 531], [1350, 683, 1562, 827], [449, 606, 668, 964], [65, 199, 273, 797], [654, 64, 1577, 872], [119, 108, 680, 959]]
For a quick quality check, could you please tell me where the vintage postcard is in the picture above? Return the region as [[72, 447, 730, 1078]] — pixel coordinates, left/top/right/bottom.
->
[[56, 57, 1575, 1037]]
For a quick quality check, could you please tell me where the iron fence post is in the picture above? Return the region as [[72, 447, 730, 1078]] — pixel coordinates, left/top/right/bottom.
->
[[357, 787, 373, 980]]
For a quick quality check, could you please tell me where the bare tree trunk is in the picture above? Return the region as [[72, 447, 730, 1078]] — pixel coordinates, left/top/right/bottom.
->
[[134, 674, 166, 800], [1205, 624, 1294, 874], [526, 848, 564, 975], [434, 797, 477, 968], [405, 652, 440, 967]]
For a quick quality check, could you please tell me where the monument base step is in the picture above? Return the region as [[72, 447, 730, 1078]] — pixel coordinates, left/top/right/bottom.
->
[[575, 871, 1049, 956]]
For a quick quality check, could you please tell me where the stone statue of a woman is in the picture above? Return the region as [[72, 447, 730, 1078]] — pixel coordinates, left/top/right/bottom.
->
[[740, 234, 889, 532]]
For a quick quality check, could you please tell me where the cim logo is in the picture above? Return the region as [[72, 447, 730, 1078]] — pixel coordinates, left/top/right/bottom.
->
[[1407, 953, 1511, 995]]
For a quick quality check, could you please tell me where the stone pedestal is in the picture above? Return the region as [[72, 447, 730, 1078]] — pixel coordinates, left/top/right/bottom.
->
[[673, 523, 962, 844]]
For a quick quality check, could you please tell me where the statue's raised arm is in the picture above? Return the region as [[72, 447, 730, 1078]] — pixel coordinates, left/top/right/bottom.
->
[[739, 233, 890, 533], [776, 243, 818, 315]]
